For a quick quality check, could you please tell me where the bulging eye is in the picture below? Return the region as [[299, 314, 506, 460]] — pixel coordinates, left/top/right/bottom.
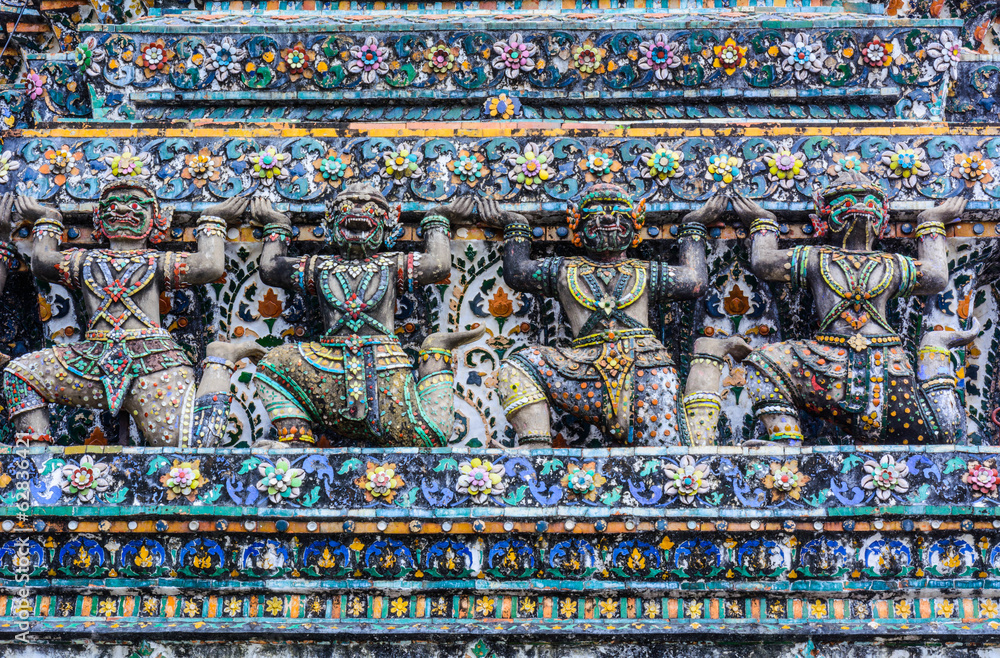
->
[[130, 202, 140, 210], [109, 202, 118, 211]]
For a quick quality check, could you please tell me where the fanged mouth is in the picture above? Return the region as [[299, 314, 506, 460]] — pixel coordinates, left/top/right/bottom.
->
[[590, 219, 630, 235], [338, 213, 377, 241], [107, 214, 143, 228]]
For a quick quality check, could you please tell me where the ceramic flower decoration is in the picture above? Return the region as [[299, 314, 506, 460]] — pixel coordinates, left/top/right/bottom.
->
[[256, 458, 306, 504], [963, 460, 999, 498], [663, 455, 715, 505], [640, 144, 684, 185], [61, 455, 111, 503], [861, 455, 909, 502], [160, 460, 204, 502], [492, 33, 537, 80], [560, 462, 606, 502], [355, 462, 405, 503], [762, 461, 811, 502], [456, 458, 506, 503]]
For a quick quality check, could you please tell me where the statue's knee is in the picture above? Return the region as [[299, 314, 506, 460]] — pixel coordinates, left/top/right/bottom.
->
[[2, 369, 46, 418], [497, 360, 546, 415]]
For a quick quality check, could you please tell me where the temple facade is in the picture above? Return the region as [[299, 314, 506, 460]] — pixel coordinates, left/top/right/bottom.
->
[[3, 0, 1000, 655]]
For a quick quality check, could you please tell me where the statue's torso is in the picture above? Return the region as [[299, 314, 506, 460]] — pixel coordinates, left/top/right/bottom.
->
[[804, 247, 910, 337], [78, 249, 164, 334], [556, 257, 651, 338], [315, 253, 400, 337]]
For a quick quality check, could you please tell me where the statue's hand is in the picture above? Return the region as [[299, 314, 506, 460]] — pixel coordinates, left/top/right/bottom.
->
[[13, 195, 61, 227], [479, 197, 527, 229], [918, 196, 967, 225], [250, 198, 291, 227], [682, 194, 728, 226], [732, 192, 776, 227], [0, 193, 13, 240], [428, 196, 476, 223], [203, 194, 250, 227]]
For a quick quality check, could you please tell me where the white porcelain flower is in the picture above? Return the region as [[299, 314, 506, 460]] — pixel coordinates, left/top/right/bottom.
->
[[206, 37, 247, 82], [780, 32, 826, 81], [861, 455, 909, 502], [926, 30, 962, 80], [256, 458, 306, 503], [491, 33, 537, 80], [0, 151, 19, 185], [663, 455, 715, 505]]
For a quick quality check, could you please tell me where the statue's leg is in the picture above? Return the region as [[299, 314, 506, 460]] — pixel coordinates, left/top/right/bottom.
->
[[3, 348, 106, 443], [184, 341, 267, 448], [123, 365, 197, 448], [251, 345, 319, 448], [916, 322, 980, 444], [743, 352, 804, 446], [410, 327, 487, 445], [497, 359, 551, 447], [681, 336, 752, 446]]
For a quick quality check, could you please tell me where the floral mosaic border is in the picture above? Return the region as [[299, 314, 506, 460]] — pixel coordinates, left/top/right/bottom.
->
[[3, 446, 1000, 514], [4, 593, 1000, 637], [5, 127, 1000, 210]]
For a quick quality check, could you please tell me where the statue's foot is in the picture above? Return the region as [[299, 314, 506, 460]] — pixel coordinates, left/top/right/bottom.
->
[[421, 325, 487, 351], [920, 318, 981, 351], [251, 438, 313, 449], [0, 352, 9, 369], [206, 340, 267, 365], [693, 336, 752, 362]]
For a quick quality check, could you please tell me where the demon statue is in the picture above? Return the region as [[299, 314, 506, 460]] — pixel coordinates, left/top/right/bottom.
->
[[2, 185, 263, 446], [735, 171, 976, 444], [250, 185, 484, 448], [486, 185, 750, 447]]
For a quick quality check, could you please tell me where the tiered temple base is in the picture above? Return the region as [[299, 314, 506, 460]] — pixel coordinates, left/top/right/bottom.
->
[[3, 445, 1000, 655]]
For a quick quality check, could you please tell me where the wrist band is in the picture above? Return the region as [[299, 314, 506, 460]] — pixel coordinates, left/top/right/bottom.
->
[[202, 356, 237, 371], [749, 217, 779, 236], [690, 353, 725, 367], [420, 214, 451, 237], [419, 347, 452, 364], [915, 221, 946, 240], [197, 215, 228, 239], [262, 222, 293, 245], [504, 221, 532, 242], [0, 240, 17, 269], [678, 223, 709, 241], [32, 217, 64, 240]]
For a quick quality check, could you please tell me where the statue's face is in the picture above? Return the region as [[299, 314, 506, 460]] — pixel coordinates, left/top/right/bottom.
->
[[577, 197, 636, 255], [98, 187, 157, 241], [327, 194, 389, 257], [825, 190, 888, 247]]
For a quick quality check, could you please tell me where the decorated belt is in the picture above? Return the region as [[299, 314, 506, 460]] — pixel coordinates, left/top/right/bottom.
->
[[85, 328, 171, 342], [815, 332, 902, 352], [318, 333, 399, 346], [572, 327, 655, 349]]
